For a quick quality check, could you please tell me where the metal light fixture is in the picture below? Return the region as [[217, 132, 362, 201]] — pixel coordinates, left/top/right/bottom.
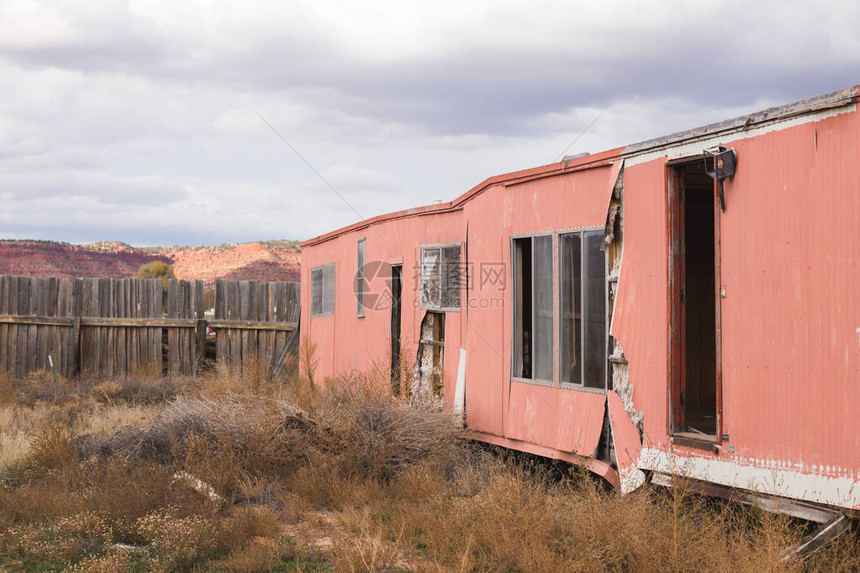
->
[[704, 145, 736, 212]]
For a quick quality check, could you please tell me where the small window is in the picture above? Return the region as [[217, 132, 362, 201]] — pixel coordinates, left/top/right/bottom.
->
[[311, 263, 335, 317], [357, 238, 366, 317], [559, 230, 606, 389], [512, 235, 553, 383], [420, 244, 461, 311]]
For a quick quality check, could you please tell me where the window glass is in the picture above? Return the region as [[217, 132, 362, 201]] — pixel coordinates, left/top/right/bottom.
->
[[421, 247, 441, 309], [583, 231, 606, 388], [533, 235, 554, 381], [421, 245, 461, 311], [357, 239, 365, 317], [442, 245, 462, 309], [311, 264, 335, 317], [558, 230, 606, 389], [512, 236, 552, 382], [560, 233, 582, 384], [513, 238, 532, 378], [311, 267, 323, 316]]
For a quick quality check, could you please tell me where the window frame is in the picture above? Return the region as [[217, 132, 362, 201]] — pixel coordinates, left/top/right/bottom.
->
[[310, 263, 335, 318], [420, 243, 462, 312], [356, 237, 366, 318], [557, 226, 608, 393], [510, 231, 555, 387]]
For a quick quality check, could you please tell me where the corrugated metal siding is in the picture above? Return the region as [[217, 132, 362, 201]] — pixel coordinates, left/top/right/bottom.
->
[[301, 90, 860, 506], [614, 104, 860, 500], [611, 157, 671, 444], [463, 165, 617, 451], [719, 110, 860, 474]]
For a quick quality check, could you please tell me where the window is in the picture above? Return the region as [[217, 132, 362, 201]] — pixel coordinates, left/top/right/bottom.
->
[[420, 244, 461, 311], [311, 263, 335, 317], [512, 235, 553, 382], [559, 230, 606, 389], [356, 238, 366, 317]]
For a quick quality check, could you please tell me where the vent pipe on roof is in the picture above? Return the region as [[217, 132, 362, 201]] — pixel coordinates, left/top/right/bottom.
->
[[562, 152, 590, 161]]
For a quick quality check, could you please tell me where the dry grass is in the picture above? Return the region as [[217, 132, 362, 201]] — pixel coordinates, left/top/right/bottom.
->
[[0, 364, 857, 572]]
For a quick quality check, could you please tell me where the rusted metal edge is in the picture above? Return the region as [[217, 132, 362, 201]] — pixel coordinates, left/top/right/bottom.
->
[[650, 471, 845, 524], [624, 86, 858, 156], [671, 433, 717, 453], [301, 149, 623, 248], [463, 429, 620, 489], [502, 159, 616, 188]]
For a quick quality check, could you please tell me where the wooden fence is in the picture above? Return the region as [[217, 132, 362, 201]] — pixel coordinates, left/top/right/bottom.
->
[[0, 275, 299, 379]]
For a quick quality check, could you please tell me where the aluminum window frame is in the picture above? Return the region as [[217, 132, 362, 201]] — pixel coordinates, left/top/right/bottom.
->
[[420, 242, 462, 313], [356, 237, 366, 318], [510, 231, 556, 387], [310, 263, 335, 318], [557, 226, 608, 393]]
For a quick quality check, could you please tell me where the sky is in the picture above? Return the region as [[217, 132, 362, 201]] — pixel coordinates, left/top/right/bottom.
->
[[0, 0, 858, 246]]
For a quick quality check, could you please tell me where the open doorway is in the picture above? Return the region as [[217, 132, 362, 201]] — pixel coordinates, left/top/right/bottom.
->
[[671, 159, 718, 441], [390, 265, 402, 394]]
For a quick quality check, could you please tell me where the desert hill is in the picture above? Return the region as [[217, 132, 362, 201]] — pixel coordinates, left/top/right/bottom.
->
[[0, 240, 301, 286]]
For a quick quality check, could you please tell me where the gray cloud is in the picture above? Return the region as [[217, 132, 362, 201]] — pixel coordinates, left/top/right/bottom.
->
[[0, 0, 858, 245]]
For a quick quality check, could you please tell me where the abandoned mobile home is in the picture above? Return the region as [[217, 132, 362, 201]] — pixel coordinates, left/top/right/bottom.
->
[[300, 86, 860, 520]]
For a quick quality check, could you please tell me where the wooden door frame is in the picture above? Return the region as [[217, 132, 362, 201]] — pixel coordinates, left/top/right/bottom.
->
[[667, 160, 723, 443], [389, 264, 402, 394]]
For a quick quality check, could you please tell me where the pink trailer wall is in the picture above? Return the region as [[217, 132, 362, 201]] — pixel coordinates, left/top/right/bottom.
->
[[619, 99, 860, 508], [302, 87, 860, 509], [301, 208, 466, 406], [301, 152, 622, 462]]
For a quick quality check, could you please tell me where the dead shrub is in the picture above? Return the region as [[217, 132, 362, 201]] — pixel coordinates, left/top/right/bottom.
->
[[316, 376, 463, 483], [136, 505, 216, 569], [22, 424, 79, 472], [214, 505, 282, 553], [197, 361, 289, 400], [6, 365, 857, 571], [17, 370, 77, 406], [79, 455, 210, 541], [91, 375, 184, 405], [1, 511, 113, 565], [0, 369, 17, 404], [92, 380, 123, 403], [215, 538, 308, 573], [66, 550, 134, 573]]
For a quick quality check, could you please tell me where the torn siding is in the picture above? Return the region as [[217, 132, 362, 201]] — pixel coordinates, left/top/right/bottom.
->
[[603, 165, 643, 435], [608, 390, 645, 494], [610, 342, 642, 431], [411, 311, 445, 404]]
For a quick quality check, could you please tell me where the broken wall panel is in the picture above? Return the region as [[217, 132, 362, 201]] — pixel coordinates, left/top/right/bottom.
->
[[609, 157, 671, 444], [607, 389, 645, 494]]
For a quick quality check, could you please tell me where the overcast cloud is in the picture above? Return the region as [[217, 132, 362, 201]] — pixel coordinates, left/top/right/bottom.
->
[[1, 0, 858, 245]]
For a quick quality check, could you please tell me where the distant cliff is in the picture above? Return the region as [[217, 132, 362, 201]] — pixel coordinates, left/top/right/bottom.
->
[[0, 240, 301, 286]]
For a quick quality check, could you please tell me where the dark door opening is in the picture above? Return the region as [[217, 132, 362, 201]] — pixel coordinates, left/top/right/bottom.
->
[[671, 160, 718, 439], [390, 264, 402, 395]]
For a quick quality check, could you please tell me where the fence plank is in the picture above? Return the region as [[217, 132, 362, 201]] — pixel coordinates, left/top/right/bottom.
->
[[167, 279, 178, 374], [0, 276, 7, 374], [215, 279, 226, 367], [0, 276, 299, 380], [26, 278, 37, 374], [229, 280, 241, 367]]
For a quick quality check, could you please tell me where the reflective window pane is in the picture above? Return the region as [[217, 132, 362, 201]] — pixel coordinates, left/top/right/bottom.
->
[[533, 235, 553, 382], [559, 233, 582, 384], [583, 231, 606, 388]]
